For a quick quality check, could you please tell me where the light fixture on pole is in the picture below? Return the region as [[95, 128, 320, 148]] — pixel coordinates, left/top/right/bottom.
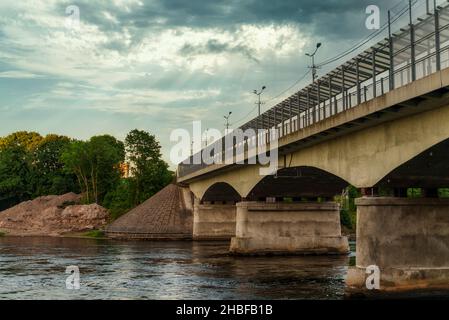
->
[[203, 128, 209, 148], [253, 86, 266, 116], [306, 43, 322, 83], [224, 112, 232, 131]]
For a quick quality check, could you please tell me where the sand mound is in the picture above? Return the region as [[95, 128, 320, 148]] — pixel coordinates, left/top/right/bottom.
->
[[0, 193, 109, 236], [106, 184, 193, 240]]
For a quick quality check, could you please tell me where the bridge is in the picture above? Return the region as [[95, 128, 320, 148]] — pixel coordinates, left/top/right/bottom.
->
[[176, 1, 449, 292]]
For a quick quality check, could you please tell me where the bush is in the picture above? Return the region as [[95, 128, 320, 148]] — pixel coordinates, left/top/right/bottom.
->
[[340, 209, 353, 229], [439, 188, 449, 198], [84, 230, 105, 238], [103, 179, 133, 220]]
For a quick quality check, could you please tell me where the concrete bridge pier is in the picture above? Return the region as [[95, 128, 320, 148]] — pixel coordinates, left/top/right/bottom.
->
[[346, 197, 449, 293], [229, 201, 349, 255], [193, 199, 236, 240]]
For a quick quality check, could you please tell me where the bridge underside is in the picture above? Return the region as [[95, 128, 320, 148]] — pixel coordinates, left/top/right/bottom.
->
[[201, 182, 241, 203], [247, 167, 348, 200], [376, 138, 449, 190]]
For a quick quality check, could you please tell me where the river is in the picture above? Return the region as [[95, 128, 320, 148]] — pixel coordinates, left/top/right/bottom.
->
[[0, 236, 355, 300]]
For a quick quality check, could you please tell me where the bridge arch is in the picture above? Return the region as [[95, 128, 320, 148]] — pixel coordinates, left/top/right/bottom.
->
[[374, 137, 449, 192], [201, 182, 242, 203], [282, 103, 449, 188], [246, 166, 350, 201]]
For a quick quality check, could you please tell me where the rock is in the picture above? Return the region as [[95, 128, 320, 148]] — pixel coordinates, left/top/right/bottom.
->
[[0, 193, 109, 236]]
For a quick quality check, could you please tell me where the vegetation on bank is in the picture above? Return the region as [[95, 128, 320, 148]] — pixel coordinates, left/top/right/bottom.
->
[[0, 130, 173, 219], [83, 230, 106, 238], [338, 186, 449, 232], [0, 231, 5, 237], [338, 186, 359, 232]]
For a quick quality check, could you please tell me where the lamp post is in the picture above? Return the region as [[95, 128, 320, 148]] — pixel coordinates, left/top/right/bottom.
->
[[306, 43, 322, 83], [224, 112, 232, 131], [254, 86, 266, 133], [253, 86, 266, 117], [203, 128, 209, 148]]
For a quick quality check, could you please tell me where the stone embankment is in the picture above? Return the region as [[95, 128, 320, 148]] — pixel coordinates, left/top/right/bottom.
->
[[105, 184, 193, 240]]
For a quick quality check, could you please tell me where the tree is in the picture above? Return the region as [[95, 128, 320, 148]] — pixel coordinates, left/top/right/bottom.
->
[[0, 145, 32, 210], [103, 179, 133, 220], [31, 134, 78, 196], [88, 135, 125, 203], [125, 129, 172, 205], [61, 140, 91, 201], [0, 131, 43, 151], [61, 135, 125, 204]]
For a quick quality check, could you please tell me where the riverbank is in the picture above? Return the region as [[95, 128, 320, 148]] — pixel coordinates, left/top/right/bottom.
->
[[0, 230, 108, 240], [0, 193, 110, 237]]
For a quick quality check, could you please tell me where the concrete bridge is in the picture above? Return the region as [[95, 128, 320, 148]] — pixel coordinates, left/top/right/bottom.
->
[[177, 2, 449, 292]]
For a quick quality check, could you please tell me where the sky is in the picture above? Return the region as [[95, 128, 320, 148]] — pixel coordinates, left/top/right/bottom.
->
[[0, 0, 422, 167]]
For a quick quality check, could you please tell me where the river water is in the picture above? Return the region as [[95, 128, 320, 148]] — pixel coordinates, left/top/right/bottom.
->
[[0, 236, 355, 300]]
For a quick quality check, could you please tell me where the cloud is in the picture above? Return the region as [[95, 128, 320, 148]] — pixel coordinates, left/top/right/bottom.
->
[[0, 71, 44, 79]]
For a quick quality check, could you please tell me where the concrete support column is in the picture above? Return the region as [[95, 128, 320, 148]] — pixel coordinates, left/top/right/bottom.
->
[[193, 201, 236, 240], [229, 201, 349, 255], [347, 197, 449, 292]]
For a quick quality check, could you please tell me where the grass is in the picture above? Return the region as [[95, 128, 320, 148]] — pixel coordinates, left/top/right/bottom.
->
[[0, 231, 6, 237], [83, 230, 106, 238]]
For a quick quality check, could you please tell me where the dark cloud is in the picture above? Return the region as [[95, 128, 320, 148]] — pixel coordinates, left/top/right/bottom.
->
[[56, 0, 405, 45], [179, 39, 259, 62]]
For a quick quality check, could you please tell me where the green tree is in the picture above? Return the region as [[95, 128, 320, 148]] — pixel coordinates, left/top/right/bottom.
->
[[61, 135, 125, 204], [31, 134, 78, 196], [103, 179, 133, 220], [0, 145, 32, 210], [61, 140, 91, 201], [88, 135, 125, 203], [0, 131, 43, 151], [125, 129, 172, 205]]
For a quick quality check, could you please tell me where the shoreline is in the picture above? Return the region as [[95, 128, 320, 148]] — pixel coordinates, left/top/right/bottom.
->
[[0, 230, 110, 240]]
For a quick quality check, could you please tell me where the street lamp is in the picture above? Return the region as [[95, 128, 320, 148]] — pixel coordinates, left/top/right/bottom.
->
[[306, 43, 322, 83], [204, 128, 209, 148], [253, 86, 266, 117], [224, 112, 232, 131]]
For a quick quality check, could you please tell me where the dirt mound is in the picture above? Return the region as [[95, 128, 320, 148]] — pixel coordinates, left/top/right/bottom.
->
[[106, 184, 193, 240], [0, 193, 109, 236]]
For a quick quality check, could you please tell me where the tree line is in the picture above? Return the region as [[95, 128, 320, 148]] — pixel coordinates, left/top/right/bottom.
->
[[0, 130, 173, 218]]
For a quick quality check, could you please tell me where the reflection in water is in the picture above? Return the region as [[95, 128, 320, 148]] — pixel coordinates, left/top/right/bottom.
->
[[0, 237, 351, 300]]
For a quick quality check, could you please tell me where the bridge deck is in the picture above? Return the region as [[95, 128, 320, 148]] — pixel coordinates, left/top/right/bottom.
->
[[178, 67, 449, 183]]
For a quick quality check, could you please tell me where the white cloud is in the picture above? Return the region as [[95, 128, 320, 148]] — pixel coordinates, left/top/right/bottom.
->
[[0, 71, 44, 79]]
